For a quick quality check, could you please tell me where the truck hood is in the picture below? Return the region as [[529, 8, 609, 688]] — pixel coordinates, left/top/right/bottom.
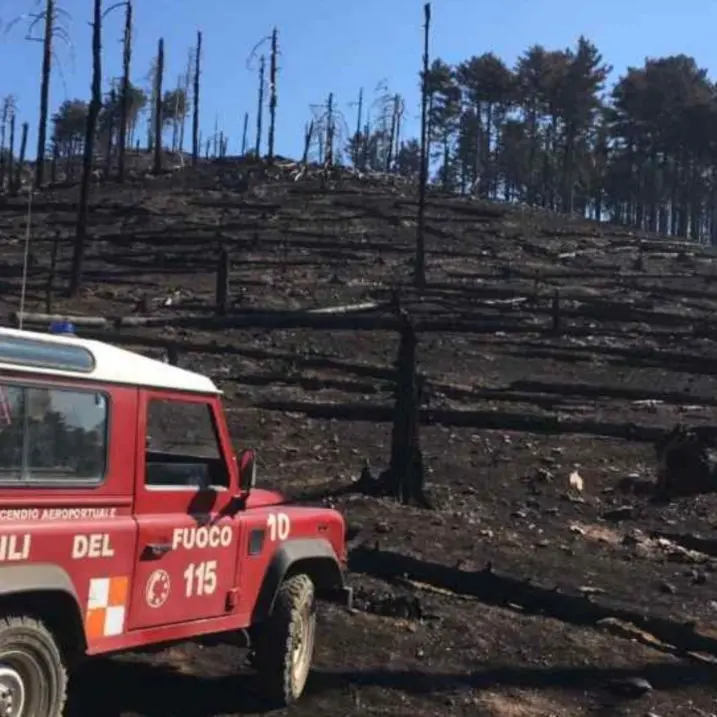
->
[[245, 488, 286, 509]]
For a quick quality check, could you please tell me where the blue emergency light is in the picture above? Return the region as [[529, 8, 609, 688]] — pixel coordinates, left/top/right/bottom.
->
[[48, 319, 76, 336]]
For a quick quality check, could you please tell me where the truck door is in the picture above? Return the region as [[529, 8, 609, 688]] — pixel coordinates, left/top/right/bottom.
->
[[126, 390, 241, 631]]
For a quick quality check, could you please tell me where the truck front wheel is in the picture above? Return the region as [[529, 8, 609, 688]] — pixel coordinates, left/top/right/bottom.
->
[[252, 573, 317, 707], [0, 615, 68, 717]]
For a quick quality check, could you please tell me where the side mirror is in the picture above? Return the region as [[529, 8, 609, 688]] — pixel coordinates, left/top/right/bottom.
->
[[238, 449, 257, 493]]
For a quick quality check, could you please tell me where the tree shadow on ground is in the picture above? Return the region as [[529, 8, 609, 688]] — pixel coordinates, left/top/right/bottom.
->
[[65, 653, 717, 717], [66, 657, 269, 717], [312, 660, 717, 694]]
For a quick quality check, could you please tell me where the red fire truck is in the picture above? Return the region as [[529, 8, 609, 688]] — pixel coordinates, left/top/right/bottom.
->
[[0, 327, 351, 716]]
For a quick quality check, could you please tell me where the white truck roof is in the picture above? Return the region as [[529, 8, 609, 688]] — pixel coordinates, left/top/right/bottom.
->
[[0, 327, 219, 394]]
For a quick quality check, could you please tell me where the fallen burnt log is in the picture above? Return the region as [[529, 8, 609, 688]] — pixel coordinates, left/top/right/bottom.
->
[[125, 313, 540, 332], [10, 308, 534, 333], [254, 399, 668, 442], [608, 237, 709, 253], [513, 342, 717, 377], [8, 308, 700, 338], [419, 298, 702, 329], [447, 268, 709, 281], [8, 312, 111, 329], [566, 301, 698, 328], [510, 379, 717, 409], [417, 378, 716, 412], [649, 531, 717, 558], [308, 301, 386, 315], [624, 278, 717, 304], [393, 285, 714, 329], [349, 544, 717, 656], [11, 302, 389, 329], [8, 311, 195, 330], [404, 280, 708, 304], [236, 372, 384, 394]]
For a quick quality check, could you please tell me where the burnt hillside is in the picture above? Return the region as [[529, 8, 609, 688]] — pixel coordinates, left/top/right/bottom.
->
[[3, 160, 717, 717]]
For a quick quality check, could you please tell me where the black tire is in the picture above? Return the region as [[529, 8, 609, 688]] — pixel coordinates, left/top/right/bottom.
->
[[252, 574, 316, 707], [0, 615, 68, 717]]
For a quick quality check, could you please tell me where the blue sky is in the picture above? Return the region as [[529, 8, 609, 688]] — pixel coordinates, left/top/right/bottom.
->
[[1, 0, 716, 160]]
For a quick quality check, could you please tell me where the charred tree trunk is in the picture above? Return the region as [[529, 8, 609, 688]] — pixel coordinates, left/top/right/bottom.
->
[[240, 112, 249, 155], [361, 121, 370, 170], [35, 0, 54, 189], [394, 102, 402, 165], [415, 3, 431, 288], [255, 56, 265, 157], [152, 38, 164, 174], [655, 424, 717, 499], [325, 93, 334, 167], [0, 102, 8, 191], [353, 88, 363, 167], [7, 111, 15, 193], [191, 30, 202, 167], [68, 0, 102, 297], [302, 121, 313, 165], [15, 123, 28, 194], [105, 88, 116, 175], [147, 59, 156, 154], [117, 0, 132, 182], [241, 112, 249, 155], [267, 27, 278, 164], [386, 94, 399, 172], [355, 311, 431, 508], [384, 314, 430, 506]]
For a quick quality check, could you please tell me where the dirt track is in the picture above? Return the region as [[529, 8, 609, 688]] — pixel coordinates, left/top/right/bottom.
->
[[5, 158, 717, 715]]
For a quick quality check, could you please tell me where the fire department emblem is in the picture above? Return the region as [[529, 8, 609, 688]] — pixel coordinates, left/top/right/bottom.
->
[[145, 569, 171, 608]]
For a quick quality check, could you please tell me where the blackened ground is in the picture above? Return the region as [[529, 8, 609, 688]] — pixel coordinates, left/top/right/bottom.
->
[[5, 157, 717, 716]]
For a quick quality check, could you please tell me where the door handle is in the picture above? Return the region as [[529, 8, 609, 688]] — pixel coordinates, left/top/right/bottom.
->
[[143, 542, 172, 559]]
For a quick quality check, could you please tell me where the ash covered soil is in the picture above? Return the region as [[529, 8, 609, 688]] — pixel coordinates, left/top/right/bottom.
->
[[5, 157, 717, 715]]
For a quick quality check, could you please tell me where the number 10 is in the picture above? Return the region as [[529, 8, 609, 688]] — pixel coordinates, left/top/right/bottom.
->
[[267, 512, 290, 541]]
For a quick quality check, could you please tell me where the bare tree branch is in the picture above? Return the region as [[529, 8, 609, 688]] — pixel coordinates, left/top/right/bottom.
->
[[246, 35, 271, 71], [101, 1, 126, 19]]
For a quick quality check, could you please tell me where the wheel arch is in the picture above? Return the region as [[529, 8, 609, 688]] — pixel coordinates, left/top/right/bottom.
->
[[0, 564, 86, 660], [251, 538, 344, 624]]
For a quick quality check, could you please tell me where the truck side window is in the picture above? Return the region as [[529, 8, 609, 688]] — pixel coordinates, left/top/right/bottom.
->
[[0, 383, 107, 482], [145, 398, 228, 490]]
